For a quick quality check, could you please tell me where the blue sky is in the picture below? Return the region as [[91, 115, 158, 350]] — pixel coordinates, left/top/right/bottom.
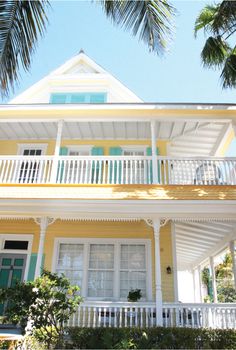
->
[[5, 0, 236, 104]]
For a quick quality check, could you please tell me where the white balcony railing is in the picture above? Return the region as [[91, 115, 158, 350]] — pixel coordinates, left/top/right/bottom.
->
[[67, 302, 236, 329], [0, 156, 236, 185]]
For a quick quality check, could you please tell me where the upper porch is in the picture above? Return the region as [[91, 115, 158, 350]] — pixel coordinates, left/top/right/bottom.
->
[[0, 103, 235, 191]]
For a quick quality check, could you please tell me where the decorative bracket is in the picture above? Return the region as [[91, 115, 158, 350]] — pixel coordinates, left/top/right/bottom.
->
[[144, 218, 170, 228]]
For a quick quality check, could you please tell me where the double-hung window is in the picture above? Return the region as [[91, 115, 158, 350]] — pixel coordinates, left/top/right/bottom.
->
[[55, 239, 151, 300]]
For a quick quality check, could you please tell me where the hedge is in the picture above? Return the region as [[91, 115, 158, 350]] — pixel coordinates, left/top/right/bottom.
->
[[67, 327, 236, 349]]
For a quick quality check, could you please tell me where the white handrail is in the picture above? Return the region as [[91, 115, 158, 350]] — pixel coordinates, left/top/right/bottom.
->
[[0, 155, 236, 185], [67, 301, 236, 329]]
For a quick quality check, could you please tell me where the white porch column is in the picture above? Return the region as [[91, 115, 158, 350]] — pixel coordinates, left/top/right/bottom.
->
[[153, 218, 163, 326], [229, 240, 236, 289], [210, 256, 218, 303], [171, 222, 179, 302], [197, 265, 203, 302], [192, 269, 197, 302], [54, 119, 64, 156], [34, 217, 49, 278], [50, 120, 64, 182], [150, 121, 158, 184]]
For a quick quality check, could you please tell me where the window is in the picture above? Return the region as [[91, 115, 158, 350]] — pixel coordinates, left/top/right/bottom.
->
[[88, 244, 114, 298], [4, 241, 28, 250], [54, 239, 151, 300], [50, 92, 107, 104], [17, 144, 47, 183], [120, 244, 146, 298]]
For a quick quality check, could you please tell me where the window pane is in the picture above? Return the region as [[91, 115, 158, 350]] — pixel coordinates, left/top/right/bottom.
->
[[89, 244, 114, 269], [120, 244, 146, 299], [50, 93, 67, 104], [56, 244, 84, 288], [120, 271, 146, 298], [120, 245, 145, 269], [88, 271, 113, 297]]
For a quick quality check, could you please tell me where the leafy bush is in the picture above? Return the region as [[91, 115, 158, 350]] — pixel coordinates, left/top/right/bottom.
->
[[0, 270, 82, 349], [68, 327, 236, 349]]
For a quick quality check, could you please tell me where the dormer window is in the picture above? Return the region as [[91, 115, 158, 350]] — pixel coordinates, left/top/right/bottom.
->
[[50, 92, 107, 104]]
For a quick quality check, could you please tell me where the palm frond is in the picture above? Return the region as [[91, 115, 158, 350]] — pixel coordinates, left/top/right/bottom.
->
[[99, 0, 175, 54], [211, 1, 236, 35], [201, 36, 230, 68], [194, 5, 219, 37], [220, 53, 236, 89], [0, 0, 49, 97]]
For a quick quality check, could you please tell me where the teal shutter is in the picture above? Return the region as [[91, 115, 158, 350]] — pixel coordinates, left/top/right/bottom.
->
[[27, 253, 45, 281], [146, 147, 159, 184], [57, 147, 68, 183], [91, 147, 104, 183], [109, 147, 122, 184]]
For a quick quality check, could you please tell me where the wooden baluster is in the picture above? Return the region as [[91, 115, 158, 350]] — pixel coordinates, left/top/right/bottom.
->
[[150, 307, 154, 327], [144, 159, 147, 184], [135, 307, 138, 327], [93, 307, 96, 328], [87, 307, 91, 327], [82, 306, 86, 327], [119, 307, 123, 327], [140, 307, 143, 328], [170, 308, 173, 327], [103, 307, 107, 327], [114, 307, 117, 328], [124, 308, 128, 327], [145, 307, 149, 327], [98, 308, 102, 327], [77, 306, 81, 327]]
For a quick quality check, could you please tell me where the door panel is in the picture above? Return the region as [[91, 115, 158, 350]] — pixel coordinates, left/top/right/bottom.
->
[[0, 254, 27, 314]]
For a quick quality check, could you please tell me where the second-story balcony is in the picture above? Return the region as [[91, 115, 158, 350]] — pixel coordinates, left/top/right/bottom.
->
[[0, 155, 235, 185]]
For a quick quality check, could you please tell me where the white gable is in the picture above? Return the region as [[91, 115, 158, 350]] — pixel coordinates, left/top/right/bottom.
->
[[10, 52, 142, 104]]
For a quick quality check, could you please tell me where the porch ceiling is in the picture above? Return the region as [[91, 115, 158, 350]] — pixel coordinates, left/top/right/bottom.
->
[[0, 120, 230, 156], [175, 221, 235, 271]]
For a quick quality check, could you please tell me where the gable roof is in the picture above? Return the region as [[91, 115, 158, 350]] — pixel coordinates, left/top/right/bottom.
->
[[10, 52, 142, 103]]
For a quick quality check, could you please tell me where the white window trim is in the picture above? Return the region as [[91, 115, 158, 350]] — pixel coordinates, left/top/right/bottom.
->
[[66, 145, 93, 155], [0, 234, 33, 281], [52, 237, 152, 301], [121, 145, 148, 155], [17, 143, 48, 155]]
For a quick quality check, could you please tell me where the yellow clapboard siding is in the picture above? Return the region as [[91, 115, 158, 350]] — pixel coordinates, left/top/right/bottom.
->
[[0, 219, 174, 302], [0, 139, 168, 156]]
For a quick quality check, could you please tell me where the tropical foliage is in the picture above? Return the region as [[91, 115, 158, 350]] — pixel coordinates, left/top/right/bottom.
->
[[201, 252, 236, 303], [195, 1, 236, 89], [0, 0, 49, 97], [0, 270, 81, 349]]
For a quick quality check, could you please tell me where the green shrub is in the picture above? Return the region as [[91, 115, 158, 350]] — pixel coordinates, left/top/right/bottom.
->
[[68, 327, 236, 349]]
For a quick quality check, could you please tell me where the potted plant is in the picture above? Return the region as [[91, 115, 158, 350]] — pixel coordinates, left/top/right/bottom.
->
[[127, 288, 142, 302]]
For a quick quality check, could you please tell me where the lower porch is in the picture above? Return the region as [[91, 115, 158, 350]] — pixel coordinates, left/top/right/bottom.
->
[[68, 301, 236, 329], [0, 213, 235, 330]]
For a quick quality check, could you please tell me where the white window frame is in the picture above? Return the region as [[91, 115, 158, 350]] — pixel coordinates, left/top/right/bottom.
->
[[52, 238, 152, 301], [17, 143, 48, 155], [0, 234, 33, 281], [66, 145, 93, 155], [121, 146, 147, 156]]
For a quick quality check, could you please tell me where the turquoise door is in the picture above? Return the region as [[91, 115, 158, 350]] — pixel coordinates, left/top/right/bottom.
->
[[0, 254, 27, 314]]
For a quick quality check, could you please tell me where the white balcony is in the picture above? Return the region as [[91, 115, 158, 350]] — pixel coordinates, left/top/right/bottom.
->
[[68, 301, 236, 329], [0, 155, 235, 185]]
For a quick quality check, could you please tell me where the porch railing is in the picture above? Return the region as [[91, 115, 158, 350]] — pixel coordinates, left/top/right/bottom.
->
[[67, 302, 236, 329], [0, 156, 236, 185]]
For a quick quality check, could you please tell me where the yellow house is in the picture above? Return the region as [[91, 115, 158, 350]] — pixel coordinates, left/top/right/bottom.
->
[[0, 51, 236, 328]]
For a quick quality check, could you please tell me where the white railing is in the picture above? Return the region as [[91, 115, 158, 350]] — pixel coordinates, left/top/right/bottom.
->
[[0, 156, 236, 185], [68, 302, 236, 329]]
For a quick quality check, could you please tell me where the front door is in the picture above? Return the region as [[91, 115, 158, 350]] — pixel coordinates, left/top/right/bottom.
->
[[0, 254, 27, 314]]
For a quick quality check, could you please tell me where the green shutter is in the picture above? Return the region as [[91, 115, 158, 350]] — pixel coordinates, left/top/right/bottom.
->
[[57, 147, 68, 183], [91, 147, 104, 183], [146, 147, 159, 184], [109, 147, 122, 184], [27, 253, 45, 281]]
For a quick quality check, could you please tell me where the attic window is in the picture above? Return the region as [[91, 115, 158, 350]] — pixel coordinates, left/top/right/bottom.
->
[[50, 92, 107, 104]]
